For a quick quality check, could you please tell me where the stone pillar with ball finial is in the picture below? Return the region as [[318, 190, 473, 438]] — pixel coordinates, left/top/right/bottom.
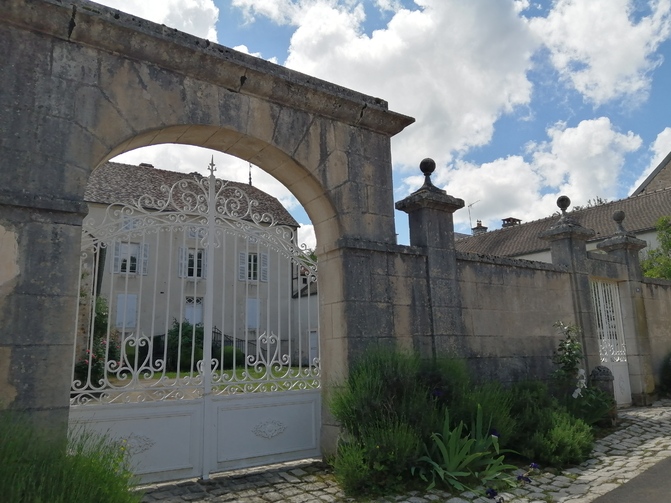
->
[[539, 195, 599, 376], [395, 158, 465, 357], [597, 211, 654, 405]]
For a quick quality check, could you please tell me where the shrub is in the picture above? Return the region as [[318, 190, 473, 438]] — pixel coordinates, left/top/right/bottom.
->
[[508, 380, 558, 449], [0, 412, 142, 503], [551, 321, 584, 396], [74, 297, 121, 386], [335, 419, 423, 495], [563, 386, 615, 427], [166, 319, 204, 373], [330, 348, 518, 496], [417, 355, 471, 408], [526, 409, 593, 467], [450, 382, 516, 449], [218, 345, 247, 370], [330, 348, 440, 441]]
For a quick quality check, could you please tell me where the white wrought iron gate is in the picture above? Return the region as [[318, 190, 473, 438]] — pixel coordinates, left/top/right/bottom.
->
[[590, 279, 632, 406], [69, 160, 320, 483]]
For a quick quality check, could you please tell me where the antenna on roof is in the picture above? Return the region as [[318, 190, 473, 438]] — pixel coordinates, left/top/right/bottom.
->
[[468, 200, 480, 230], [249, 162, 253, 186]]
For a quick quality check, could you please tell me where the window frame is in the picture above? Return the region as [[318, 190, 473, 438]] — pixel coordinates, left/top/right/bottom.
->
[[113, 241, 148, 275]]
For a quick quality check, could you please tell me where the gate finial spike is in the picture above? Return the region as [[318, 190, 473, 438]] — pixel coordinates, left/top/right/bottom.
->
[[208, 155, 216, 176]]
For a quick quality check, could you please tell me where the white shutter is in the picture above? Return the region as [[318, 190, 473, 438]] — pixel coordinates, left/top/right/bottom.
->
[[201, 249, 207, 278], [178, 247, 187, 277], [238, 251, 247, 281], [246, 298, 259, 329], [260, 252, 269, 282], [115, 294, 137, 328], [113, 241, 121, 273], [141, 244, 149, 275]]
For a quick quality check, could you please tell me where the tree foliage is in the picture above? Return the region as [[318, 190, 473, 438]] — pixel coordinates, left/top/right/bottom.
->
[[641, 216, 671, 280]]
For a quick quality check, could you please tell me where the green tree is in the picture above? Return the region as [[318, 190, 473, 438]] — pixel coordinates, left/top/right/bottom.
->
[[641, 216, 671, 280]]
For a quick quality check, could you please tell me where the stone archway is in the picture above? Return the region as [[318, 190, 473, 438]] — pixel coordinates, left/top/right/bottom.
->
[[0, 0, 413, 452]]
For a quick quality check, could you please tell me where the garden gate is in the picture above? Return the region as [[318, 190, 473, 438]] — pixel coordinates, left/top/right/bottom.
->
[[590, 279, 632, 406], [69, 160, 320, 483]]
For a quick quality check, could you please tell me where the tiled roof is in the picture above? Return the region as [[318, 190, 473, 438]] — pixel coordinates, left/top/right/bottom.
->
[[632, 150, 671, 196], [455, 187, 671, 257], [85, 162, 299, 228]]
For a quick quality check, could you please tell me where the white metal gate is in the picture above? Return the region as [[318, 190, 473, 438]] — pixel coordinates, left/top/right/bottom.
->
[[69, 160, 320, 483], [590, 279, 631, 406]]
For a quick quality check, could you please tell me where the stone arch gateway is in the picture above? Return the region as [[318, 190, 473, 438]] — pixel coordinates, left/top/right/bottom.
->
[[0, 0, 413, 455]]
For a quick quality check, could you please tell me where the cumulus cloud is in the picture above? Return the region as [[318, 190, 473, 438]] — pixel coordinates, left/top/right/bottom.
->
[[528, 0, 671, 106], [233, 0, 538, 169], [96, 0, 219, 40], [231, 0, 299, 24], [420, 118, 642, 231]]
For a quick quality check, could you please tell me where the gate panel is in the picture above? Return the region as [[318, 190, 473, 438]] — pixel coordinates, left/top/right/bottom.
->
[[213, 390, 320, 471], [69, 401, 204, 483], [70, 161, 320, 483], [590, 279, 632, 406]]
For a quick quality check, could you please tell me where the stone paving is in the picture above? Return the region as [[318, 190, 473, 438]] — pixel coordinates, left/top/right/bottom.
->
[[138, 399, 671, 503]]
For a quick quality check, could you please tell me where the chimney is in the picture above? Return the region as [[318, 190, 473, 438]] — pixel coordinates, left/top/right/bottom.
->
[[501, 217, 521, 228], [138, 162, 154, 168], [472, 220, 488, 236]]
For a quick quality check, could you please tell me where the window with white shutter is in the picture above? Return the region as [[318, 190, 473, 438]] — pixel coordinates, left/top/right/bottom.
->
[[113, 242, 148, 275], [238, 252, 268, 282], [179, 247, 206, 278]]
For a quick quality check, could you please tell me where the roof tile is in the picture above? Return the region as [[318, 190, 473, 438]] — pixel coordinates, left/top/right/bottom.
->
[[85, 162, 299, 228]]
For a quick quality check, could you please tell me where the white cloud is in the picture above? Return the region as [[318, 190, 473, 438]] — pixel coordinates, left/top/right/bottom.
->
[[629, 127, 671, 192], [234, 0, 538, 169], [422, 117, 642, 230], [95, 0, 219, 40], [528, 0, 671, 106], [231, 0, 299, 24], [298, 224, 317, 251], [373, 0, 405, 13]]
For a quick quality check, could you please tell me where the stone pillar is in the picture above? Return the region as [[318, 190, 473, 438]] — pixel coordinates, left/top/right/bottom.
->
[[539, 196, 598, 374], [597, 211, 654, 405], [395, 159, 465, 357], [0, 196, 87, 433]]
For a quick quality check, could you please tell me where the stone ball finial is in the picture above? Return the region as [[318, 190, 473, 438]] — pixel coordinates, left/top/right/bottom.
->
[[557, 195, 571, 214], [420, 158, 436, 176], [613, 210, 626, 233]]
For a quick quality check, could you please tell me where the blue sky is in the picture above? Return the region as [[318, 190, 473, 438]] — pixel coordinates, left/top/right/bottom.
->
[[101, 0, 671, 248]]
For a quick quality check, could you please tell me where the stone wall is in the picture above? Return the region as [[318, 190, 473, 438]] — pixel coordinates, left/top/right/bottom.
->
[[455, 253, 575, 382], [642, 279, 671, 384]]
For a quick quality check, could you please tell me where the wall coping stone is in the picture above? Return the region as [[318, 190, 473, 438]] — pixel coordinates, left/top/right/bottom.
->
[[336, 236, 423, 256], [455, 250, 568, 272]]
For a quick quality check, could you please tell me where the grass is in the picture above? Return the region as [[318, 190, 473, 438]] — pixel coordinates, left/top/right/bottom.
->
[[0, 411, 142, 503]]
